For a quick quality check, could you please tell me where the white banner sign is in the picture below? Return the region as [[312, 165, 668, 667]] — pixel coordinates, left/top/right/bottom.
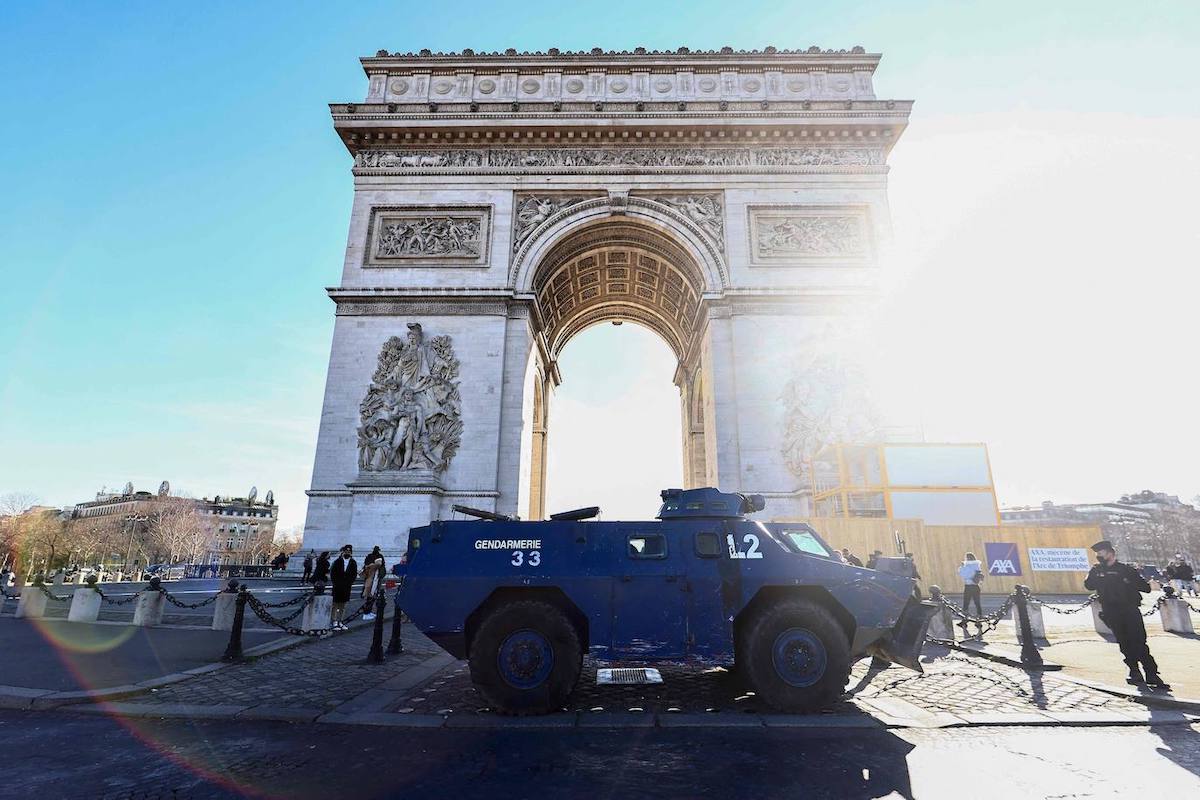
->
[[1028, 547, 1091, 572]]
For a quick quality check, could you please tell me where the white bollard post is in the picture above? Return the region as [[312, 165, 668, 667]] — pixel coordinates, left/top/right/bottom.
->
[[132, 590, 166, 627], [1012, 599, 1046, 641], [1091, 603, 1113, 635], [1160, 599, 1196, 634], [301, 594, 333, 632], [16, 586, 49, 619], [68, 586, 103, 623], [211, 592, 239, 631], [927, 604, 956, 641]]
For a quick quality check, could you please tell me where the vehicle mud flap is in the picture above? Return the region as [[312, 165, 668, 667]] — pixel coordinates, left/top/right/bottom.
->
[[866, 599, 938, 673]]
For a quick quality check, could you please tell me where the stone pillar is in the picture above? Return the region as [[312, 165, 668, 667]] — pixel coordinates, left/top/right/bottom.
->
[[15, 588, 48, 619], [211, 592, 239, 631], [302, 595, 333, 632], [1011, 600, 1046, 641], [132, 591, 166, 627], [926, 604, 956, 641], [68, 588, 102, 623], [1091, 603, 1112, 636], [1160, 599, 1196, 634]]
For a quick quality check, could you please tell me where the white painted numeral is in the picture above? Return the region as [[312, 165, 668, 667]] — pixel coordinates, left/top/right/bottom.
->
[[529, 550, 541, 567], [726, 534, 764, 560], [511, 551, 523, 566]]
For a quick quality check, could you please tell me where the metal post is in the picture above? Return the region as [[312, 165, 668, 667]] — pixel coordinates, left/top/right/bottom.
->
[[387, 591, 404, 655], [222, 586, 247, 662], [367, 586, 387, 663], [1014, 584, 1043, 667]]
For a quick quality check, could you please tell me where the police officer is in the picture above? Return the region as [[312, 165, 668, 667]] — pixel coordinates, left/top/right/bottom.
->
[[1084, 540, 1169, 689]]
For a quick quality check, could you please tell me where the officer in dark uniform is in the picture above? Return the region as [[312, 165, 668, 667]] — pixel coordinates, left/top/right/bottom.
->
[[1084, 540, 1169, 689]]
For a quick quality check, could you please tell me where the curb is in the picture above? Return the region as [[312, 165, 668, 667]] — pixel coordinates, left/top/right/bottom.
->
[[1048, 672, 1200, 714]]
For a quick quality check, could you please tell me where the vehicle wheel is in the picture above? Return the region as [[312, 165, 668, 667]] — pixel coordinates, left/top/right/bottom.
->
[[739, 598, 850, 713], [469, 600, 582, 716]]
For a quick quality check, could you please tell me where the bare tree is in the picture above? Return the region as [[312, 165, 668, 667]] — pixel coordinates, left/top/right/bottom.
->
[[145, 498, 209, 564], [21, 510, 70, 573], [65, 516, 123, 568], [0, 492, 40, 517]]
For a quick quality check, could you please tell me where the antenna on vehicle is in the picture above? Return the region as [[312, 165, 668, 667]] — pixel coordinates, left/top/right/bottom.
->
[[549, 506, 601, 521], [452, 504, 513, 522]]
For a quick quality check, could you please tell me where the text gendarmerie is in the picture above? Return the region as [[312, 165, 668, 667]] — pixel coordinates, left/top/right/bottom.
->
[[474, 539, 542, 550]]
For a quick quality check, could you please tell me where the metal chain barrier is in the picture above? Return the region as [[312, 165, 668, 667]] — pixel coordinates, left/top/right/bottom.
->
[[244, 592, 374, 638], [254, 591, 314, 609], [162, 591, 220, 610], [37, 585, 73, 603], [1025, 593, 1097, 615], [1142, 594, 1169, 618], [100, 590, 142, 606]]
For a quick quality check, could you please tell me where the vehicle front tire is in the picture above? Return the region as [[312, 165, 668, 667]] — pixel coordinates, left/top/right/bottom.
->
[[740, 598, 851, 713], [469, 600, 582, 716]]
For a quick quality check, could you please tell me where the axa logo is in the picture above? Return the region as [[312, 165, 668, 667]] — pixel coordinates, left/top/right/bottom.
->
[[990, 559, 1019, 574], [984, 542, 1023, 577]]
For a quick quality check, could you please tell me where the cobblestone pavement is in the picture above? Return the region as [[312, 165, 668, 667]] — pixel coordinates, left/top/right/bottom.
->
[[138, 623, 441, 709], [387, 643, 1147, 719]]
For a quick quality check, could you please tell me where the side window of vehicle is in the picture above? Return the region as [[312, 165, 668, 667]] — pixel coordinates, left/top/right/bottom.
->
[[695, 532, 721, 558], [627, 534, 667, 559]]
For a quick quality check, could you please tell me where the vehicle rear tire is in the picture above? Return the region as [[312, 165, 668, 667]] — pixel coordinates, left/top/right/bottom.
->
[[739, 598, 850, 713], [469, 600, 582, 716]]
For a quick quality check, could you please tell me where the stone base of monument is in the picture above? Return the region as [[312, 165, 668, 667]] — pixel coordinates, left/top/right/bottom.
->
[[68, 588, 102, 623], [1160, 599, 1196, 634], [1011, 601, 1047, 641], [302, 595, 333, 632], [1091, 603, 1113, 636], [16, 588, 48, 619], [927, 605, 956, 641], [211, 593, 238, 631], [132, 591, 166, 627]]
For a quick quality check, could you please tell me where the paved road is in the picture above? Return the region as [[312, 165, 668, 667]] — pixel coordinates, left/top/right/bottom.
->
[[3, 710, 1199, 798]]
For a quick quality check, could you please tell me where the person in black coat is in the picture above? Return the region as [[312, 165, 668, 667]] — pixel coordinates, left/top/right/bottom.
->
[[312, 552, 330, 584], [1085, 540, 1169, 689], [329, 544, 358, 631], [301, 552, 314, 584]]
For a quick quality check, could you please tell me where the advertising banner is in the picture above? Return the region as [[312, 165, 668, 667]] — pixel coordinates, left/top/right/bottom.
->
[[1028, 547, 1091, 572], [984, 542, 1022, 576]]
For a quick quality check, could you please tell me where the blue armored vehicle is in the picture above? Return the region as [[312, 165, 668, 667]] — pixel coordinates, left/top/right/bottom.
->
[[398, 487, 935, 714]]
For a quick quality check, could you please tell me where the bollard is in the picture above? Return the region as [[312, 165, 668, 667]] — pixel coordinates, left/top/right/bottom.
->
[[1011, 597, 1046, 641], [1013, 585, 1043, 667], [1160, 598, 1196, 634], [1091, 602, 1112, 636], [925, 586, 956, 642], [386, 591, 404, 655], [301, 589, 333, 633], [68, 576, 103, 623], [15, 584, 49, 620], [222, 587, 248, 662], [132, 576, 166, 627], [366, 587, 387, 663], [211, 580, 240, 632]]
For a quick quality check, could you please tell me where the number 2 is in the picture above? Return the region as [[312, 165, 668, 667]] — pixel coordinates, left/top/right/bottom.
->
[[726, 534, 764, 560]]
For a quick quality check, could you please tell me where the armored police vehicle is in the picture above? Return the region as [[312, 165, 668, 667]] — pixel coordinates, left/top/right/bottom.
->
[[398, 487, 934, 715]]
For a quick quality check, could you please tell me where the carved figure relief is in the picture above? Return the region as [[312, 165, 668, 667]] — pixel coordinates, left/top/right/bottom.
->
[[357, 324, 463, 474], [748, 206, 871, 264], [365, 206, 491, 266], [645, 194, 724, 249], [512, 195, 596, 253]]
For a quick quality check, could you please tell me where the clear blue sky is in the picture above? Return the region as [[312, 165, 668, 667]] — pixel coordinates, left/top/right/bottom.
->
[[2, 1, 1197, 528]]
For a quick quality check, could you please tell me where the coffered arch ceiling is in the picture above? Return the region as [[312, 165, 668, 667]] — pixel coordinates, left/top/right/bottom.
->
[[531, 220, 706, 363]]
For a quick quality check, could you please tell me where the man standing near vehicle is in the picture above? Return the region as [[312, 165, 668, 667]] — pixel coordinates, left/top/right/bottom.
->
[[329, 544, 358, 631], [1084, 540, 1169, 689]]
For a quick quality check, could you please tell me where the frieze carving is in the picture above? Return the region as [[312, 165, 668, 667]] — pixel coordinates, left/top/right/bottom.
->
[[354, 146, 883, 173], [512, 195, 596, 253], [357, 324, 463, 475], [643, 194, 724, 250], [748, 206, 871, 264], [364, 206, 491, 266]]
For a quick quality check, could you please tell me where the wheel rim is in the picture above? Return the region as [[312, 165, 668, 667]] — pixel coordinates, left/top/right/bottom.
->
[[497, 628, 555, 689], [771, 627, 828, 687]]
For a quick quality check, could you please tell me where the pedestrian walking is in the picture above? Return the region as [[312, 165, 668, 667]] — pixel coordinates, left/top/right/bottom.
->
[[1084, 540, 1169, 689], [301, 551, 314, 584], [360, 546, 385, 621], [329, 545, 358, 631], [1166, 554, 1196, 597], [957, 552, 985, 635], [312, 551, 331, 585], [841, 548, 863, 567]]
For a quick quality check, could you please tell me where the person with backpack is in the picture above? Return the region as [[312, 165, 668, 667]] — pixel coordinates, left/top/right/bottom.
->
[[957, 552, 985, 635]]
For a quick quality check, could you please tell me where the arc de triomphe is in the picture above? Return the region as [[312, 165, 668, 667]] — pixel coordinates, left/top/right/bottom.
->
[[300, 46, 910, 559]]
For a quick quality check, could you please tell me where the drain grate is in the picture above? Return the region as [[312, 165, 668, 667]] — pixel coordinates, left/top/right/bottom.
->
[[596, 667, 664, 685]]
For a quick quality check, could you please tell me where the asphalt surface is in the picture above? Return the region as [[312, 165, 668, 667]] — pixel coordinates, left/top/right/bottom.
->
[[0, 618, 283, 691], [3, 710, 1199, 799]]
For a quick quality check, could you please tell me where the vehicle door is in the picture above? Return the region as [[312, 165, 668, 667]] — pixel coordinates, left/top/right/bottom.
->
[[683, 525, 732, 661], [609, 527, 688, 660]]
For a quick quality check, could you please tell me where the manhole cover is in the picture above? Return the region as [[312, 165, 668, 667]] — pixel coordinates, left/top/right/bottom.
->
[[597, 667, 663, 685]]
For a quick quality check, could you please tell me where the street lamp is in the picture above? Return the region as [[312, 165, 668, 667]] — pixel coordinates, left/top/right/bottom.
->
[[123, 513, 148, 577]]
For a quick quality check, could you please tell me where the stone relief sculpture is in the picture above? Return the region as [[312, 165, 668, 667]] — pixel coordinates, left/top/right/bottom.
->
[[375, 216, 483, 259], [357, 324, 463, 475], [648, 194, 724, 248], [754, 214, 867, 259], [512, 195, 594, 253], [354, 146, 883, 171], [779, 348, 880, 483]]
